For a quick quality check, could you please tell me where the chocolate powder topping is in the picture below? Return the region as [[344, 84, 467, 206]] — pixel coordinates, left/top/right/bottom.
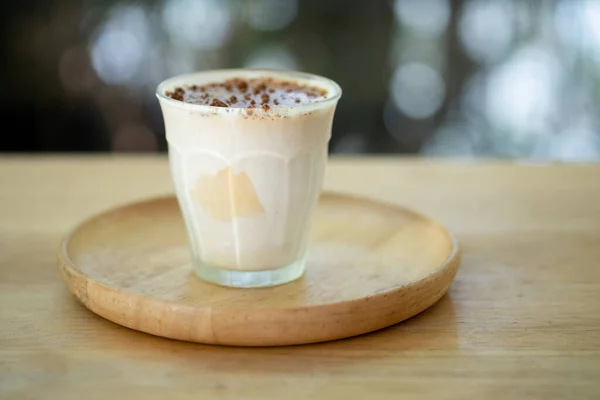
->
[[165, 77, 329, 109], [210, 99, 228, 107]]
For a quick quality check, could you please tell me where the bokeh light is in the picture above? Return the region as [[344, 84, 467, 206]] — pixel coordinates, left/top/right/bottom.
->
[[162, 0, 232, 50], [333, 132, 368, 154], [90, 4, 151, 85], [393, 0, 450, 38], [164, 47, 200, 77], [549, 129, 600, 161], [422, 123, 480, 157], [246, 0, 298, 31], [459, 0, 515, 64], [244, 46, 299, 70], [555, 0, 600, 61], [484, 46, 561, 141], [390, 62, 446, 119], [4, 0, 600, 158]]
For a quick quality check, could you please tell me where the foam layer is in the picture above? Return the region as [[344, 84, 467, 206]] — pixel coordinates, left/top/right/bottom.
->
[[165, 77, 328, 110]]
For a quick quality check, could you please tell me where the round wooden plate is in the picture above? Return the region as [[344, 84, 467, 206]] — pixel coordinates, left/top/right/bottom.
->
[[58, 192, 460, 346]]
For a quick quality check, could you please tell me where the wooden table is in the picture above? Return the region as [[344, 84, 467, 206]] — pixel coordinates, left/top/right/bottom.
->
[[1, 156, 599, 399]]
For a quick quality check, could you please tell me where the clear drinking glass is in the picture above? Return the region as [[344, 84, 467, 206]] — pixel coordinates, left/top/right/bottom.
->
[[156, 69, 341, 288]]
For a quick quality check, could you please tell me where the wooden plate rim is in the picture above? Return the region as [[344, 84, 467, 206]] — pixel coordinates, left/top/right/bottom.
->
[[57, 191, 461, 314]]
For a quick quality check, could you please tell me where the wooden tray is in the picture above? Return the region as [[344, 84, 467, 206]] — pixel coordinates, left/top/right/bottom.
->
[[58, 192, 460, 346]]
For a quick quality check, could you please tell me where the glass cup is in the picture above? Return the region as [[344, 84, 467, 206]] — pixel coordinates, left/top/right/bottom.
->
[[156, 69, 342, 288]]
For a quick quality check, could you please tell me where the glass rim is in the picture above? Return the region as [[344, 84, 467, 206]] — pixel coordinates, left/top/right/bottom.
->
[[155, 68, 342, 113]]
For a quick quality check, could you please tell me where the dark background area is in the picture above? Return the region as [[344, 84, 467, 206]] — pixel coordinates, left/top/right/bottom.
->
[[1, 0, 599, 160]]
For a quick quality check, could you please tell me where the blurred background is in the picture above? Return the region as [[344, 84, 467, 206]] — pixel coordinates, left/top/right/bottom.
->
[[2, 0, 600, 160]]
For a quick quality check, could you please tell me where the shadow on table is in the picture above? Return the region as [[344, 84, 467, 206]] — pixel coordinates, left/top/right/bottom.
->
[[60, 289, 458, 374]]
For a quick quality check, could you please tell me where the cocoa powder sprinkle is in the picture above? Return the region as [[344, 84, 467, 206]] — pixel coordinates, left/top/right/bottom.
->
[[210, 99, 228, 107], [164, 76, 328, 108], [237, 81, 248, 92]]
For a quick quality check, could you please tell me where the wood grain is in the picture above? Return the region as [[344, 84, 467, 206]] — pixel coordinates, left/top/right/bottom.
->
[[57, 193, 459, 346], [1, 156, 600, 399]]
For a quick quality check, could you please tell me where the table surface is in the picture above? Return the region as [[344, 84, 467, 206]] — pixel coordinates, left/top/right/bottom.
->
[[1, 155, 600, 399]]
